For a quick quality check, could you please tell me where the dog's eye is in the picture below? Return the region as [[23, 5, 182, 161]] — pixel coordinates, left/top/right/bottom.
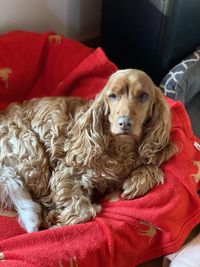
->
[[108, 93, 117, 100], [138, 92, 149, 102]]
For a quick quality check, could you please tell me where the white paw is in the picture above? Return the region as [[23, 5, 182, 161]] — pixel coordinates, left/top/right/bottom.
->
[[17, 201, 42, 233], [18, 210, 41, 232]]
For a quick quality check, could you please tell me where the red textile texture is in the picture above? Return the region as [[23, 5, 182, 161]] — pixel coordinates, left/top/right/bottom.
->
[[0, 31, 116, 108], [0, 31, 200, 267]]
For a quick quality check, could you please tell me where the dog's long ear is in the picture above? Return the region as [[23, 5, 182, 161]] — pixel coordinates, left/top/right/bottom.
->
[[65, 92, 109, 168], [139, 87, 176, 166]]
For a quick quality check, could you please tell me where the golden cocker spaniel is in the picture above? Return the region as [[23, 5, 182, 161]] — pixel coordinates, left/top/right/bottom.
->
[[0, 69, 176, 232]]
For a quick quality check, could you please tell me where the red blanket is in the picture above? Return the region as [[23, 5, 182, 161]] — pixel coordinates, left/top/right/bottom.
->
[[0, 31, 200, 267]]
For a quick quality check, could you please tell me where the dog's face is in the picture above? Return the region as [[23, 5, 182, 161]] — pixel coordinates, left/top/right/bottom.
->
[[104, 69, 157, 139]]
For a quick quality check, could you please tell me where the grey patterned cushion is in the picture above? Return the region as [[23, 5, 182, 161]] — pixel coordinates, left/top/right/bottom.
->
[[160, 47, 200, 103]]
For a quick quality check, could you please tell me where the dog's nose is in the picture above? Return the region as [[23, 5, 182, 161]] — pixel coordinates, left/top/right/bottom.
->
[[117, 116, 133, 130]]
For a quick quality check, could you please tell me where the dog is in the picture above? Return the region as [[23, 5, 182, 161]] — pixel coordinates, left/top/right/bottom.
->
[[0, 69, 176, 232]]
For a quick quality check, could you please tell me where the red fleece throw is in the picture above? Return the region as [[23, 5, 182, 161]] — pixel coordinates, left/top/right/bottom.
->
[[0, 31, 200, 267]]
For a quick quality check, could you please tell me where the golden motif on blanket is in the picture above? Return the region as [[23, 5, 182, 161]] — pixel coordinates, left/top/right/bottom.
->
[[192, 161, 200, 184], [0, 68, 12, 88]]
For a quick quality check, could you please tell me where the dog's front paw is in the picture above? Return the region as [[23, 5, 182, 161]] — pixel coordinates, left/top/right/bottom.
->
[[121, 166, 164, 200], [122, 177, 148, 200], [77, 203, 102, 224], [55, 203, 102, 227]]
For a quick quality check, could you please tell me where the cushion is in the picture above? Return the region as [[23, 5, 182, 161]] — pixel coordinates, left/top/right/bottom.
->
[[0, 31, 200, 267], [160, 47, 200, 103], [160, 47, 200, 137]]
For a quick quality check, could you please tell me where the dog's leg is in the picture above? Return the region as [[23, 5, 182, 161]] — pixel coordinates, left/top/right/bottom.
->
[[0, 166, 41, 232], [48, 167, 101, 227], [47, 199, 101, 228], [50, 194, 101, 227], [122, 165, 164, 199]]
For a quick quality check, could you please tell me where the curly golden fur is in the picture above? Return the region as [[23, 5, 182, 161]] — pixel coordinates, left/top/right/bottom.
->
[[0, 69, 176, 232]]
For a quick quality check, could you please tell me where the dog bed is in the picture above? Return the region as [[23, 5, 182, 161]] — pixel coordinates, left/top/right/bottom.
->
[[0, 31, 200, 267]]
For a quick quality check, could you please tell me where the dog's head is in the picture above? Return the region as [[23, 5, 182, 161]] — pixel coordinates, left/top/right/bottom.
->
[[103, 69, 174, 164], [104, 69, 159, 138], [66, 69, 174, 167]]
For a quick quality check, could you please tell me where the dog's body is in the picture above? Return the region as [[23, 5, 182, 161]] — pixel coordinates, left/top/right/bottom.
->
[[0, 69, 176, 232]]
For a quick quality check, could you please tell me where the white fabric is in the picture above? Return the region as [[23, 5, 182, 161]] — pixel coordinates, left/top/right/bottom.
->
[[163, 233, 200, 267]]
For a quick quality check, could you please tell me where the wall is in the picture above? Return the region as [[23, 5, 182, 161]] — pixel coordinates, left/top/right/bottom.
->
[[0, 0, 101, 41]]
